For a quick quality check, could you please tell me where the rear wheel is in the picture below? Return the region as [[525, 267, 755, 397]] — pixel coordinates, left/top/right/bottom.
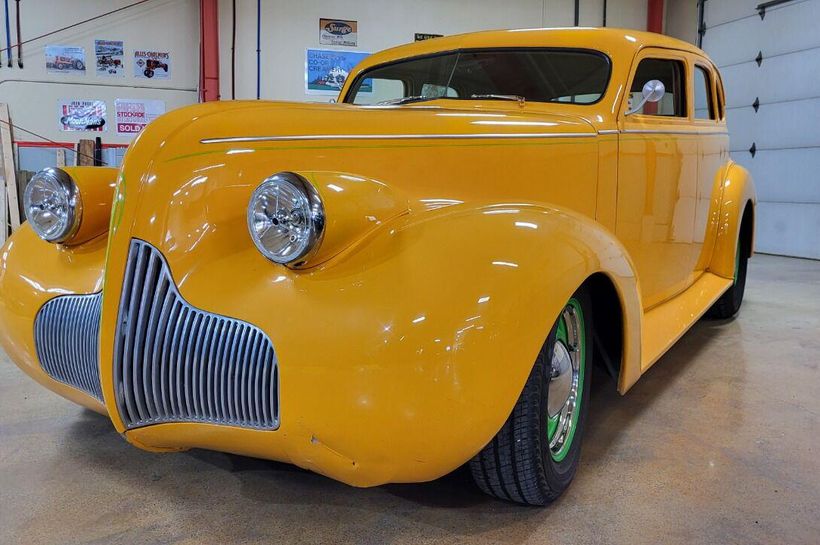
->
[[707, 237, 748, 319], [469, 287, 592, 505]]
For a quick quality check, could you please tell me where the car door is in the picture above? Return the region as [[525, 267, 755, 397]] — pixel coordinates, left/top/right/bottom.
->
[[616, 49, 700, 309], [690, 57, 732, 274]]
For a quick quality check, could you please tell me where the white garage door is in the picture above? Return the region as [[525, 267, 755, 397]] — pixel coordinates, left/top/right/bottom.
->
[[702, 0, 820, 259]]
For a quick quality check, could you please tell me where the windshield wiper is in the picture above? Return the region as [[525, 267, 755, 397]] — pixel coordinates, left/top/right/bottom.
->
[[377, 95, 439, 105], [470, 94, 526, 105]]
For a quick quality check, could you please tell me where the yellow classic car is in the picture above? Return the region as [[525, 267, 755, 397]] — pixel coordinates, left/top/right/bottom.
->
[[0, 28, 755, 505]]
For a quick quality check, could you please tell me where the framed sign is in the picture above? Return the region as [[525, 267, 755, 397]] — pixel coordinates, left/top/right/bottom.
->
[[320, 18, 358, 47]]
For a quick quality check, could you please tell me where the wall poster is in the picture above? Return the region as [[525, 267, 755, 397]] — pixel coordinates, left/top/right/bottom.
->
[[114, 99, 166, 135], [305, 49, 370, 95], [134, 50, 171, 79], [58, 99, 106, 132], [319, 18, 358, 47], [45, 45, 86, 74], [95, 40, 125, 77]]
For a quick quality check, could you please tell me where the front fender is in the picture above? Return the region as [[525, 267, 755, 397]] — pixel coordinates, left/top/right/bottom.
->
[[132, 199, 642, 486], [709, 162, 756, 279]]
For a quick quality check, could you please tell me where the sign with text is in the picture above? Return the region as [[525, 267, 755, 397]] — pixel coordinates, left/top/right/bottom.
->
[[58, 99, 106, 132], [95, 40, 125, 77], [319, 18, 358, 47], [46, 45, 86, 74], [306, 49, 371, 95], [115, 99, 166, 135], [134, 50, 171, 79], [414, 33, 443, 41]]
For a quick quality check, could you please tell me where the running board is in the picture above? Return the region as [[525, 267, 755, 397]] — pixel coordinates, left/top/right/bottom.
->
[[640, 272, 733, 373]]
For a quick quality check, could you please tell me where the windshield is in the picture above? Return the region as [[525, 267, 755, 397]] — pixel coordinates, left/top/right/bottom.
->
[[344, 48, 611, 106]]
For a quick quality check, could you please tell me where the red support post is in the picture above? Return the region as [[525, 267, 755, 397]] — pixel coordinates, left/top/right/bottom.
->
[[200, 0, 220, 102], [647, 0, 664, 34]]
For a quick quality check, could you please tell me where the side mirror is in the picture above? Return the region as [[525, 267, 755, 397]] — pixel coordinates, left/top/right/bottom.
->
[[625, 79, 665, 115]]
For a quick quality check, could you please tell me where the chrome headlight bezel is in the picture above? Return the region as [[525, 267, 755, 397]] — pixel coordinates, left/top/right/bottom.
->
[[247, 172, 325, 267], [23, 167, 83, 244]]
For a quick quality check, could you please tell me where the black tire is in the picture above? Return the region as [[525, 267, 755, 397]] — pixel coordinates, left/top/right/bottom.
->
[[74, 60, 84, 70], [144, 68, 154, 78], [707, 242, 748, 319], [469, 287, 593, 505]]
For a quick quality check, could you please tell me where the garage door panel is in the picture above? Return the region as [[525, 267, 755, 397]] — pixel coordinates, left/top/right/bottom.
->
[[755, 202, 820, 259], [721, 64, 760, 108], [706, 1, 820, 67], [728, 98, 820, 150], [732, 149, 820, 203], [706, 0, 819, 259], [704, 0, 759, 28], [722, 48, 820, 108], [704, 18, 759, 66]]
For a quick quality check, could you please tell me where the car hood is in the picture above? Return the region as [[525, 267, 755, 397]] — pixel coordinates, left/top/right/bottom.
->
[[144, 99, 597, 161]]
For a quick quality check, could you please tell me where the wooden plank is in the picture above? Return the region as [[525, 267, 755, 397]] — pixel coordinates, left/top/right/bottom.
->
[[0, 103, 20, 230], [76, 139, 95, 166]]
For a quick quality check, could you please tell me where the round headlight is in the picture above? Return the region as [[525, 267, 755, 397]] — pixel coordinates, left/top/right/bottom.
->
[[23, 167, 82, 243], [247, 172, 325, 265]]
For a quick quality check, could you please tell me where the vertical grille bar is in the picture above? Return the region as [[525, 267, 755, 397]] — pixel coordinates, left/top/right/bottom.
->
[[34, 293, 104, 402], [113, 239, 279, 430]]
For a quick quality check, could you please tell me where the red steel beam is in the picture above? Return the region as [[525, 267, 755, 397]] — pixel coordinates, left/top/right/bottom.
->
[[647, 0, 664, 33], [200, 0, 220, 101]]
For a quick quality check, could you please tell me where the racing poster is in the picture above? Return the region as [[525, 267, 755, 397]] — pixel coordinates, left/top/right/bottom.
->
[[114, 98, 165, 136], [45, 45, 86, 75], [306, 49, 370, 95], [95, 40, 125, 77], [58, 99, 107, 132], [134, 50, 171, 80]]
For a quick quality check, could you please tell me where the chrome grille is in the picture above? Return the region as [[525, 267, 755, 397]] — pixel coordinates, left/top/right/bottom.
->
[[34, 293, 104, 401], [114, 239, 279, 430]]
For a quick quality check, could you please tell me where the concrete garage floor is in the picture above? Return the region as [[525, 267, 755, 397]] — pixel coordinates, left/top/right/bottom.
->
[[1, 254, 818, 545]]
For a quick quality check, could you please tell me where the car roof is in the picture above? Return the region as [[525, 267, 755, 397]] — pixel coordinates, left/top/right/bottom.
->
[[355, 27, 708, 71]]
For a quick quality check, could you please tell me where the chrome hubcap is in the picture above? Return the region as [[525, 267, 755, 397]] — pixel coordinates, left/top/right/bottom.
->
[[548, 304, 582, 458]]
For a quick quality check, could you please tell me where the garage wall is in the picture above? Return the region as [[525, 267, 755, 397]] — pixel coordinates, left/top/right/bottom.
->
[[700, 0, 820, 259], [0, 0, 199, 150], [219, 0, 648, 102], [665, 0, 697, 45]]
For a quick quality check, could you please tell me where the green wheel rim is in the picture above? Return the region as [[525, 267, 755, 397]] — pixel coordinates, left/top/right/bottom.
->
[[547, 298, 585, 462]]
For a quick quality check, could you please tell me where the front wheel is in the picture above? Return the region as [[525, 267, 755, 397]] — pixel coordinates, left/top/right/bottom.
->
[[469, 287, 592, 505]]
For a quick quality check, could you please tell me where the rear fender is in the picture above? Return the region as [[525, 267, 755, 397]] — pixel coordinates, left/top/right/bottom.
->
[[709, 162, 756, 279]]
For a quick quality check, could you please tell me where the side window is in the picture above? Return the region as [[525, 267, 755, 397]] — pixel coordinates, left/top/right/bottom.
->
[[354, 78, 405, 105], [629, 58, 686, 117], [694, 65, 715, 120]]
